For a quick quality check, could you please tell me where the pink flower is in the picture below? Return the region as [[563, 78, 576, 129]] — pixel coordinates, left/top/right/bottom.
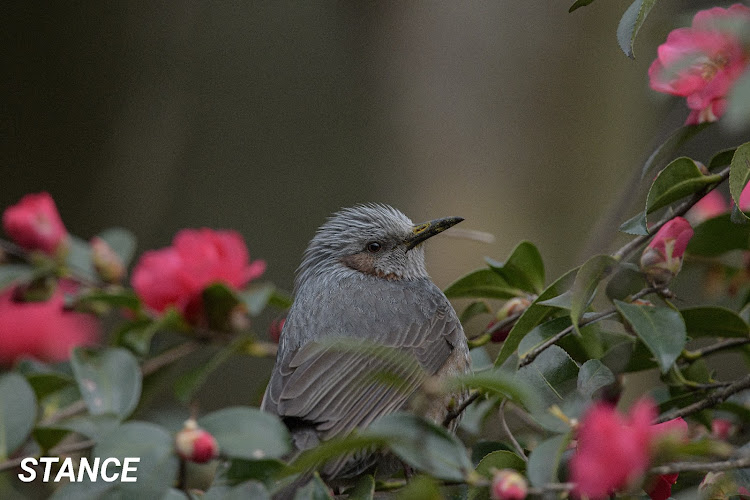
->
[[740, 182, 750, 212], [0, 284, 99, 364], [131, 228, 265, 322], [686, 190, 728, 224], [570, 399, 687, 499], [649, 4, 750, 124], [640, 217, 694, 287], [711, 418, 733, 440], [646, 473, 679, 500], [491, 469, 527, 500], [2, 192, 68, 256]]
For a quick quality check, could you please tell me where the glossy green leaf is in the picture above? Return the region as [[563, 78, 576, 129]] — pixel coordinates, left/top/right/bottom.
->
[[520, 316, 605, 362], [577, 359, 615, 399], [25, 372, 74, 400], [614, 301, 686, 373], [205, 481, 271, 500], [681, 307, 749, 338], [448, 371, 537, 412], [709, 148, 737, 171], [65, 235, 97, 282], [368, 413, 472, 481], [346, 475, 375, 500], [394, 475, 441, 500], [93, 421, 179, 499], [71, 347, 142, 419], [495, 268, 578, 367], [289, 434, 386, 474], [605, 265, 646, 301], [619, 211, 649, 235], [617, 0, 657, 58], [641, 123, 712, 179], [42, 414, 120, 442], [725, 68, 750, 131], [223, 458, 287, 488], [240, 282, 276, 316], [516, 346, 579, 409], [687, 213, 750, 256], [646, 157, 721, 218], [485, 241, 545, 294], [570, 255, 617, 335], [97, 227, 137, 268], [203, 282, 242, 331], [460, 301, 491, 324], [729, 142, 750, 220], [0, 263, 34, 291], [0, 373, 37, 459], [199, 406, 291, 460], [475, 450, 525, 477], [293, 473, 334, 500], [537, 290, 572, 310], [569, 0, 597, 12], [527, 434, 569, 487], [77, 289, 141, 311], [445, 269, 523, 300]]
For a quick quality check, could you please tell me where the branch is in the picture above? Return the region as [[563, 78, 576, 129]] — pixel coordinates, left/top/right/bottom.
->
[[499, 400, 527, 462], [442, 391, 480, 427], [0, 439, 96, 473], [682, 338, 750, 362], [657, 373, 750, 423], [650, 455, 750, 475]]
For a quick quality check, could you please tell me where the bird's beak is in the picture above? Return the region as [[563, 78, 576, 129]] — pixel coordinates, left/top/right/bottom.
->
[[404, 216, 464, 251]]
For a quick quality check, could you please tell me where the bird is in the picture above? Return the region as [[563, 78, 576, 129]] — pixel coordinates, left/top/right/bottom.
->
[[261, 203, 470, 486]]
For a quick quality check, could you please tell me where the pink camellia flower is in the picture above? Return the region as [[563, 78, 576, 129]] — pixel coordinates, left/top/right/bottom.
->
[[131, 228, 265, 322], [0, 283, 99, 364], [491, 469, 528, 500], [175, 418, 219, 463], [2, 192, 68, 256], [711, 418, 734, 440], [740, 182, 750, 212], [640, 217, 694, 287], [686, 190, 728, 224], [570, 399, 687, 500], [649, 4, 750, 125]]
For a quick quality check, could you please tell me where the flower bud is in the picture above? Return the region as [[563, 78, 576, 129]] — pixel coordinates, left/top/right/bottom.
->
[[91, 237, 125, 283], [269, 317, 285, 344], [491, 469, 527, 500], [640, 217, 693, 287], [175, 419, 219, 463], [711, 418, 733, 440], [489, 297, 531, 343], [2, 192, 68, 257]]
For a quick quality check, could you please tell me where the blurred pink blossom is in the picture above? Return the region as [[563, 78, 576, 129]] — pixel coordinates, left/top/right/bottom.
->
[[640, 217, 694, 287], [2, 192, 68, 256], [686, 190, 728, 224], [649, 4, 750, 124]]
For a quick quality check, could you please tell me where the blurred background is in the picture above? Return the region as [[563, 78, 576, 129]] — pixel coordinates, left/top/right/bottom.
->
[[3, 1, 748, 413]]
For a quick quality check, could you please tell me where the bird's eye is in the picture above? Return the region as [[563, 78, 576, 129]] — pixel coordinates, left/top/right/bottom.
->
[[366, 241, 382, 253]]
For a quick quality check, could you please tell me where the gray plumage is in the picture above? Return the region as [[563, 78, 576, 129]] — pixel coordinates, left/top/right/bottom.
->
[[261, 203, 470, 480]]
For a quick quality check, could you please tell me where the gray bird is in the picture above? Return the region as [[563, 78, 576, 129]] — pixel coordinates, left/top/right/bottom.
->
[[261, 204, 470, 483]]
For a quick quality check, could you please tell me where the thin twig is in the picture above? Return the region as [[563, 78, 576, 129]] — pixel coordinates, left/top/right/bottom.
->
[[499, 401, 527, 462], [442, 391, 480, 427], [0, 439, 96, 472], [682, 338, 750, 362], [657, 374, 750, 423], [649, 455, 750, 475]]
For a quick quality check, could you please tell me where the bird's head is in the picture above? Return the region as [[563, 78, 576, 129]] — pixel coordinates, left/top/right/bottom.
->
[[296, 204, 463, 288]]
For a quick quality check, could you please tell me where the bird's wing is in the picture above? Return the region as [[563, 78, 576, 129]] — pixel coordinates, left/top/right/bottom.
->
[[262, 280, 466, 443]]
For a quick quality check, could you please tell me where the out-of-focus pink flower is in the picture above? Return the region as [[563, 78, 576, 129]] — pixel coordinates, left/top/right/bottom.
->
[[711, 418, 734, 440], [740, 182, 750, 212], [649, 4, 750, 125], [686, 190, 728, 224], [570, 399, 688, 500], [131, 229, 265, 322], [490, 469, 527, 500], [646, 473, 679, 500], [640, 217, 694, 287], [175, 419, 219, 463], [0, 284, 99, 364], [2, 192, 68, 256]]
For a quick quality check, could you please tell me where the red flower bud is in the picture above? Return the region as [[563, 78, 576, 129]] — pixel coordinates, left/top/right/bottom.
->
[[2, 192, 68, 256], [175, 419, 219, 463], [640, 217, 693, 287], [269, 318, 285, 344], [91, 237, 125, 284], [491, 469, 527, 500], [711, 418, 733, 440], [489, 297, 531, 343]]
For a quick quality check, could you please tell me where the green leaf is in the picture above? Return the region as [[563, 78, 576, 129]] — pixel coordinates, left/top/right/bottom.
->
[[293, 473, 334, 500], [641, 123, 712, 180], [346, 475, 375, 500], [445, 269, 524, 300], [475, 450, 525, 477], [70, 347, 142, 419], [619, 211, 649, 235], [65, 235, 97, 282], [516, 346, 579, 409], [367, 413, 473, 481], [117, 309, 183, 355], [725, 68, 750, 131], [526, 434, 570, 487], [460, 301, 491, 324], [569, 0, 597, 13], [687, 213, 750, 256], [268, 289, 294, 310], [709, 148, 737, 171], [485, 241, 545, 294], [77, 289, 141, 311], [97, 227, 137, 268], [199, 406, 291, 460], [681, 307, 749, 338], [42, 414, 120, 441], [570, 255, 617, 335], [0, 263, 34, 291], [617, 0, 658, 59], [614, 301, 687, 373], [93, 421, 179, 499], [495, 268, 578, 367], [25, 372, 75, 400], [577, 359, 615, 399], [394, 475, 441, 500], [240, 282, 276, 316], [448, 371, 537, 412], [203, 282, 241, 331], [729, 142, 750, 220], [223, 459, 288, 487], [537, 290, 572, 310], [646, 157, 721, 219], [174, 337, 244, 404], [289, 435, 386, 474], [0, 373, 37, 460], [205, 481, 271, 500]]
